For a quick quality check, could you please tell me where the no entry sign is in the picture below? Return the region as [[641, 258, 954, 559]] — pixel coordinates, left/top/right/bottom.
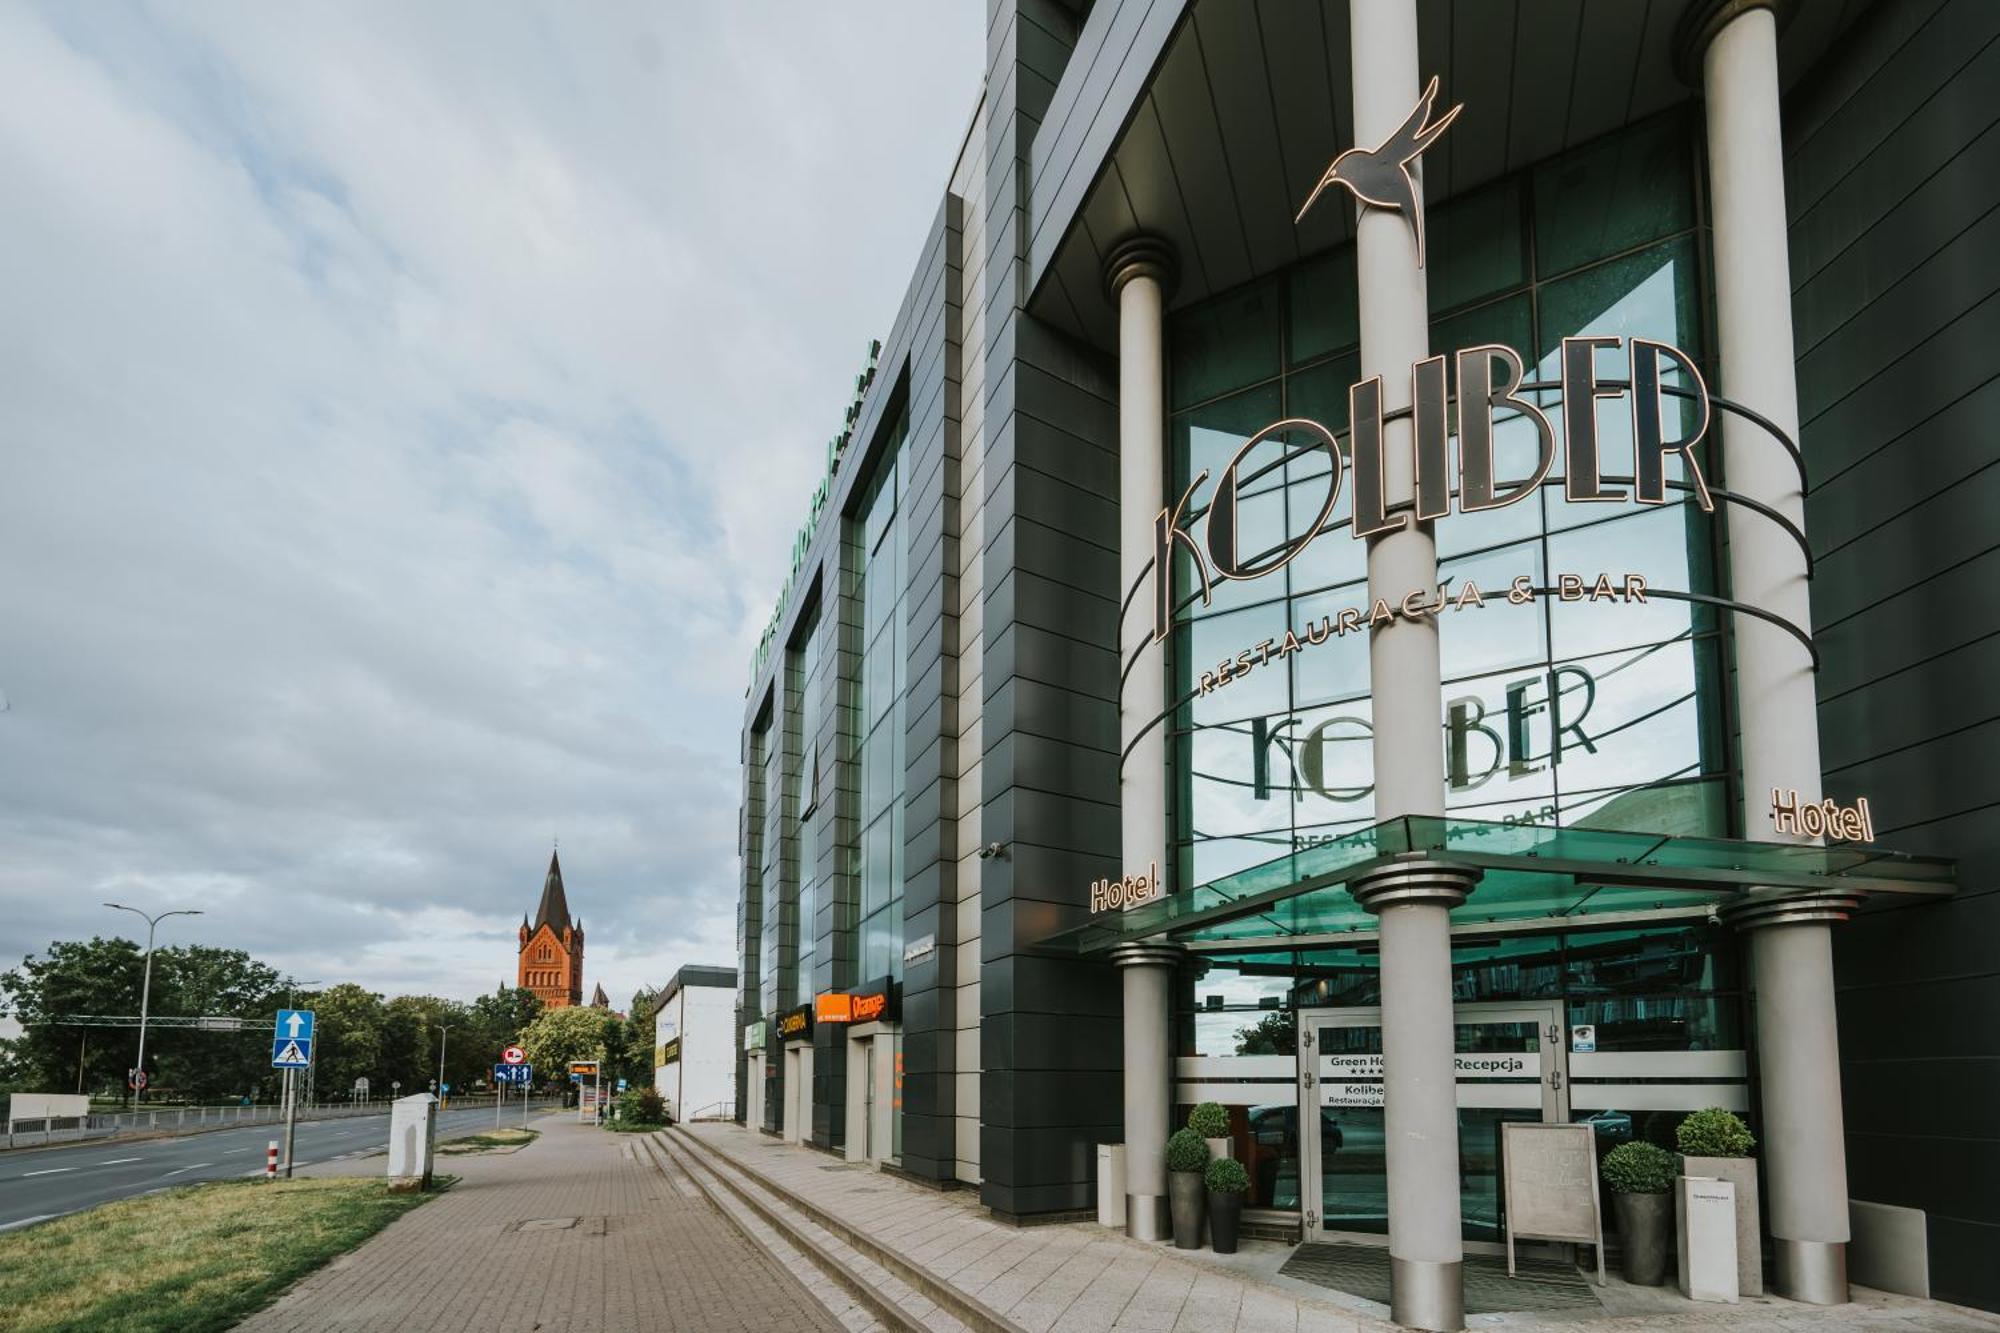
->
[[501, 1046, 526, 1065]]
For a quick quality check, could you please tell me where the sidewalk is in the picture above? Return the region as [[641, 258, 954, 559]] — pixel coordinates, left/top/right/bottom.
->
[[682, 1122, 2000, 1333], [239, 1115, 847, 1332]]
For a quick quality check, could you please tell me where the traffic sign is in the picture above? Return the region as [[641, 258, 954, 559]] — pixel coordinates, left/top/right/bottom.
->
[[128, 1069, 148, 1091], [501, 1045, 526, 1065], [271, 1009, 315, 1068], [493, 1063, 533, 1086]]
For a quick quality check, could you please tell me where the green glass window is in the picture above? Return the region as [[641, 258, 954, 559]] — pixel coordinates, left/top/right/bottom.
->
[[854, 408, 910, 985]]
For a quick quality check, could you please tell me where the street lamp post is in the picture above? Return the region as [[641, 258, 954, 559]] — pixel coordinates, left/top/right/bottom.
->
[[285, 980, 321, 1111], [103, 903, 203, 1103], [435, 1025, 452, 1105]]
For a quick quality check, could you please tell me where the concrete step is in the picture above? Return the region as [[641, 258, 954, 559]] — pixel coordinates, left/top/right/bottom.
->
[[661, 1127, 1029, 1333], [644, 1129, 967, 1333]]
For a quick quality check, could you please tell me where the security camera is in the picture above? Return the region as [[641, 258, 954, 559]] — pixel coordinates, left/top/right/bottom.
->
[[978, 841, 1005, 860], [1705, 906, 1722, 927]]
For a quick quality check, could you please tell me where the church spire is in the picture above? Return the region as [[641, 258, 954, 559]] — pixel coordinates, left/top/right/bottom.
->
[[533, 848, 572, 935]]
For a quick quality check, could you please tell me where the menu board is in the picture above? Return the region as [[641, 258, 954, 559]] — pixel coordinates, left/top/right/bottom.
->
[[1500, 1122, 1605, 1284]]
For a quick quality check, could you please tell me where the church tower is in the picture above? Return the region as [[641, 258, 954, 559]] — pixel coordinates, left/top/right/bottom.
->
[[516, 849, 584, 1008]]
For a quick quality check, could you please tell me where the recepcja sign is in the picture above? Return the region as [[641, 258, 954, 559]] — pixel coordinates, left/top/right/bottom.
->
[[1153, 337, 1712, 640]]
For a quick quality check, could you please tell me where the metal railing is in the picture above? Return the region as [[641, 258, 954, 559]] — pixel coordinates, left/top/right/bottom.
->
[[5, 1094, 561, 1149], [684, 1099, 737, 1122]]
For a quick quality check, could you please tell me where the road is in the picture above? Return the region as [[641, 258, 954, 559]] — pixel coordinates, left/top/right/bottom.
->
[[0, 1103, 543, 1232]]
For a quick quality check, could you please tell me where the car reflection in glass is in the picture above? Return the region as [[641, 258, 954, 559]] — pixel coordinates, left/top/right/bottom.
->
[[1248, 1104, 1345, 1209], [1581, 1108, 1633, 1141]]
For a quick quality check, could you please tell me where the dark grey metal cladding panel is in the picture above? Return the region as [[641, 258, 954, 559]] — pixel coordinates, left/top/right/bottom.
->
[[981, 672, 1122, 754], [1812, 549, 2000, 701], [1791, 95, 2000, 347], [1784, 0, 1992, 219], [984, 729, 1119, 805], [1806, 379, 1999, 555], [1146, 25, 1251, 294], [1827, 720, 2000, 838], [1814, 464, 2000, 603], [1029, 0, 1186, 290], [1797, 208, 2000, 427], [983, 781, 1121, 860], [1191, 4, 1296, 276], [988, 566, 1119, 652]]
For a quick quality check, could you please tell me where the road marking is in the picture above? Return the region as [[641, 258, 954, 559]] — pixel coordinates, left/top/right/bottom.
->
[[162, 1163, 212, 1176], [0, 1214, 59, 1232], [100, 1157, 143, 1165], [222, 1148, 251, 1155], [21, 1168, 74, 1177]]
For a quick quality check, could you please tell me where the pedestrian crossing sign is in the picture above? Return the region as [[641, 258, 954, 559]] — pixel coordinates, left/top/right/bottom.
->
[[272, 1038, 310, 1068]]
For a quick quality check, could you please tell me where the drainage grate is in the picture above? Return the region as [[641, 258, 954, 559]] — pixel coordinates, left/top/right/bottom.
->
[[516, 1217, 579, 1232], [817, 1163, 868, 1172], [1279, 1242, 1602, 1314]]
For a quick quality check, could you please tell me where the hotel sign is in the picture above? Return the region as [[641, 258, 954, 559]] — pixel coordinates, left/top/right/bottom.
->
[[1090, 862, 1163, 915], [1770, 789, 1874, 842], [1154, 338, 1712, 642]]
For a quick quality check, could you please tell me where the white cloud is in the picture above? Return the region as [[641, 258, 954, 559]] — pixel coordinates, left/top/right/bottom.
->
[[0, 1, 983, 1010]]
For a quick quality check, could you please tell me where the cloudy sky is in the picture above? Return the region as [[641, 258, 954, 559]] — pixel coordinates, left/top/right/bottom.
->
[[0, 2, 985, 1014]]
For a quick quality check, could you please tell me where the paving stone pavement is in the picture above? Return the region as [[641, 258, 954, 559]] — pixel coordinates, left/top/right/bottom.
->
[[239, 1115, 846, 1332], [684, 1123, 2000, 1333]]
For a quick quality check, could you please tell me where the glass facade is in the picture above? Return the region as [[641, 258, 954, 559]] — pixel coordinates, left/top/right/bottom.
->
[[791, 604, 823, 994], [854, 408, 910, 985], [1169, 112, 1729, 895], [752, 722, 781, 1017]]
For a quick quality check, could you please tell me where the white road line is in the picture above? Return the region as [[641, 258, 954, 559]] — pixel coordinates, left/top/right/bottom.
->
[[0, 1214, 59, 1232], [100, 1157, 143, 1165], [161, 1163, 212, 1176], [21, 1168, 75, 1177], [222, 1148, 251, 1155]]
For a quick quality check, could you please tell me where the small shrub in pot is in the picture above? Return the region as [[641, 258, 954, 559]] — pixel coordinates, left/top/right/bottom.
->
[[1675, 1107, 1754, 1158], [1189, 1100, 1232, 1159], [1166, 1128, 1209, 1249], [1602, 1141, 1675, 1286], [1205, 1156, 1250, 1253]]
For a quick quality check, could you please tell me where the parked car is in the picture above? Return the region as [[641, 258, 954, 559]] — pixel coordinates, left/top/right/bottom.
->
[[1581, 1108, 1633, 1141]]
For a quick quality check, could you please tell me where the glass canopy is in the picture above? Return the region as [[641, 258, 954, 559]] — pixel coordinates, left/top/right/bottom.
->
[[1038, 815, 1956, 955]]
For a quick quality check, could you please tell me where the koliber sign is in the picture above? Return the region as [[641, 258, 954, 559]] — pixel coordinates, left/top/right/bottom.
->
[[1152, 337, 1714, 641]]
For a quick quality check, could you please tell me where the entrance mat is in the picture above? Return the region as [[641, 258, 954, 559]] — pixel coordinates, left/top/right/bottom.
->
[[1279, 1243, 1603, 1314]]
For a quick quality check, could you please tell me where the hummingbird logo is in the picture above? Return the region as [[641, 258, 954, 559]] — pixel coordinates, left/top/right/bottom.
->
[[1296, 75, 1463, 268]]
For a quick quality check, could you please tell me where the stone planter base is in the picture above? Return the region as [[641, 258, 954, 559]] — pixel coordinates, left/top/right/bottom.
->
[[1680, 1155, 1761, 1296]]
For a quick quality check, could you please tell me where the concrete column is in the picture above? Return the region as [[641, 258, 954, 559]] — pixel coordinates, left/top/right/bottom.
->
[[1348, 5, 1464, 1329], [1109, 942, 1181, 1241], [1105, 236, 1179, 1245], [1689, 1, 1851, 1303], [1105, 235, 1177, 885]]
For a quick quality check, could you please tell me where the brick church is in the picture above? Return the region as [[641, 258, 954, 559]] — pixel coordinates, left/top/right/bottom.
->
[[517, 849, 586, 1008]]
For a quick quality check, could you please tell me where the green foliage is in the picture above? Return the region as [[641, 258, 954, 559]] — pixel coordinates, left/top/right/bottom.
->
[[1232, 1009, 1295, 1056], [612, 1085, 666, 1128], [1187, 1101, 1230, 1137], [1166, 1127, 1209, 1173], [1601, 1141, 1677, 1194], [1205, 1156, 1250, 1194], [519, 1004, 612, 1078], [1676, 1107, 1755, 1158]]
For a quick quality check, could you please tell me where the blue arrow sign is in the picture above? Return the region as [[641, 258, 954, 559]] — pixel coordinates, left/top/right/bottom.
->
[[492, 1064, 533, 1086], [276, 1009, 315, 1042]]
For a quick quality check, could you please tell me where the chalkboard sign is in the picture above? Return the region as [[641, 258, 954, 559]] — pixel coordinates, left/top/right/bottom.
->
[[1501, 1122, 1605, 1285]]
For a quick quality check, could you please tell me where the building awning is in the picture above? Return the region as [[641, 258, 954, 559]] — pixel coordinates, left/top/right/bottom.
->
[[1036, 816, 1956, 955]]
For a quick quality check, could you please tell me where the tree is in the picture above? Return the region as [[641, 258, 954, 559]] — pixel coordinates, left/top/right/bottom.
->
[[519, 1005, 620, 1095], [1234, 1009, 1296, 1056], [311, 984, 385, 1101], [0, 937, 146, 1097]]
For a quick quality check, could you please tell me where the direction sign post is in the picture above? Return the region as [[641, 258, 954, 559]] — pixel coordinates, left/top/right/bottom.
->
[[271, 1010, 314, 1179]]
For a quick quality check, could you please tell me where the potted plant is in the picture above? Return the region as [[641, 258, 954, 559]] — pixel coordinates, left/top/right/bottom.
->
[[1206, 1156, 1250, 1253], [1602, 1141, 1676, 1285], [1676, 1107, 1760, 1296], [1189, 1101, 1232, 1159], [1166, 1127, 1209, 1249]]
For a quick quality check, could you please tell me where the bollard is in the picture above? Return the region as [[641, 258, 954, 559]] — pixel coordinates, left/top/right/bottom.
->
[[267, 1141, 279, 1180]]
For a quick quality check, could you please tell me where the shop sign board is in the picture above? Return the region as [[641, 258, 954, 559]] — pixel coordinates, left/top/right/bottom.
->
[[776, 1004, 813, 1042], [657, 1038, 681, 1067], [743, 1019, 768, 1053], [814, 979, 899, 1026], [902, 933, 936, 964]]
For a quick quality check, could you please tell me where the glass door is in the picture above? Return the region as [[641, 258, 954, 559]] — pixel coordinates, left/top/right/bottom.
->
[[1298, 1001, 1567, 1243]]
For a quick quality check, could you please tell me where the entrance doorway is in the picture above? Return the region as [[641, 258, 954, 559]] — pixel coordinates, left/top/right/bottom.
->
[[782, 1044, 811, 1143], [1296, 1000, 1567, 1244]]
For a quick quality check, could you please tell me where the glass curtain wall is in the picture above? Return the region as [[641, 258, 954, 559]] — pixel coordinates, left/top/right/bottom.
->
[[1169, 112, 1728, 892], [791, 606, 824, 994], [757, 721, 786, 1015], [855, 409, 911, 985]]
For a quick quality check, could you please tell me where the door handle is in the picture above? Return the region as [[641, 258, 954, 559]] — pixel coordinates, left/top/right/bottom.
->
[[1548, 1070, 1563, 1091]]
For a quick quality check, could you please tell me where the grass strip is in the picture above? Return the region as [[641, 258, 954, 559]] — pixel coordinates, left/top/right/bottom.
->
[[0, 1176, 432, 1333], [436, 1128, 538, 1155]]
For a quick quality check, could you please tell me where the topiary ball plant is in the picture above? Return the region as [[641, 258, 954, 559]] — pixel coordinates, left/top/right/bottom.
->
[[1205, 1155, 1250, 1195], [1188, 1101, 1230, 1138], [1601, 1141, 1677, 1195], [1676, 1107, 1755, 1157], [1166, 1127, 1210, 1174]]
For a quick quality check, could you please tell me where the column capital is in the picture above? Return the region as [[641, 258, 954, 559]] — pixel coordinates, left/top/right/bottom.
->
[[1348, 858, 1480, 913], [1102, 233, 1179, 302], [1674, 0, 1795, 84], [1725, 889, 1863, 931], [1106, 939, 1187, 970]]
